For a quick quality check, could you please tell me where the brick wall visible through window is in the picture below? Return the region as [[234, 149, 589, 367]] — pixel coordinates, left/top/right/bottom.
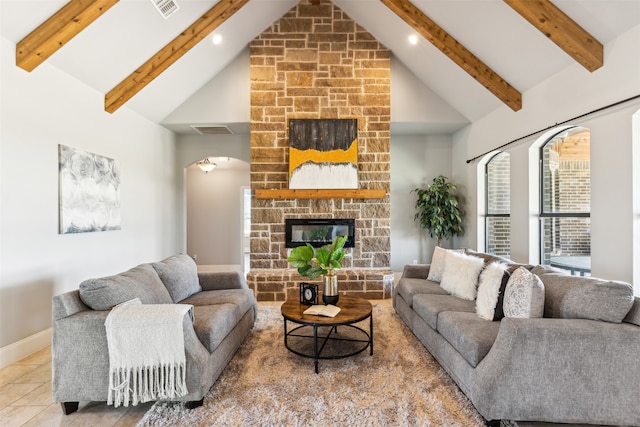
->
[[540, 128, 591, 267], [486, 152, 510, 257]]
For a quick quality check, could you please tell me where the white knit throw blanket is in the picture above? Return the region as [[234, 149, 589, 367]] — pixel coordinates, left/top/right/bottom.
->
[[105, 299, 193, 407]]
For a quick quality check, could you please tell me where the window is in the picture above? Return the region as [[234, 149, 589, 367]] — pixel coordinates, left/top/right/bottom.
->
[[540, 127, 591, 275], [485, 152, 510, 257]]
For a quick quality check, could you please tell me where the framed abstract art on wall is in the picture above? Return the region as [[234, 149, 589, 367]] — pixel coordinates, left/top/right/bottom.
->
[[58, 144, 121, 234], [288, 119, 358, 189]]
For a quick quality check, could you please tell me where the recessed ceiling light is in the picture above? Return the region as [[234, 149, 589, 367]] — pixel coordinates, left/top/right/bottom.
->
[[212, 34, 222, 45], [408, 35, 418, 45]]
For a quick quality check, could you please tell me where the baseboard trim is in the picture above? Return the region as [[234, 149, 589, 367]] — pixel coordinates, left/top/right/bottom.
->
[[0, 328, 52, 368]]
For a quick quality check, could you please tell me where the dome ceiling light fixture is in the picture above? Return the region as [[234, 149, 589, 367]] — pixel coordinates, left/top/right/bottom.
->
[[197, 158, 216, 173]]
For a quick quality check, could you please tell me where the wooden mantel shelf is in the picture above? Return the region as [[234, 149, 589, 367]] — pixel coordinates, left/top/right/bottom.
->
[[255, 189, 387, 199]]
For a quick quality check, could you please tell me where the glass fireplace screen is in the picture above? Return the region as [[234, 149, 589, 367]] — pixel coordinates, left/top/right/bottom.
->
[[285, 218, 355, 248]]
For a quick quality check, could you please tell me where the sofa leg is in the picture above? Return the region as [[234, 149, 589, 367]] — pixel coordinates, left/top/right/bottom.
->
[[60, 402, 79, 415], [485, 420, 501, 427], [185, 398, 204, 409]]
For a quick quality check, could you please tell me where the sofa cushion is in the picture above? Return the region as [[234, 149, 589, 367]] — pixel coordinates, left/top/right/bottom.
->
[[476, 262, 510, 321], [437, 311, 501, 368], [396, 278, 448, 307], [539, 273, 634, 323], [464, 249, 505, 265], [151, 254, 202, 303], [181, 289, 255, 317], [503, 267, 545, 318], [79, 264, 173, 310], [530, 264, 568, 276], [427, 246, 463, 282], [413, 294, 476, 330], [465, 249, 534, 274], [192, 303, 245, 353], [440, 251, 485, 300], [623, 298, 640, 326]]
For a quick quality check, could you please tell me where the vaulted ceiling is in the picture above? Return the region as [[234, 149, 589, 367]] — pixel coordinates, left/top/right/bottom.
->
[[1, 0, 638, 134]]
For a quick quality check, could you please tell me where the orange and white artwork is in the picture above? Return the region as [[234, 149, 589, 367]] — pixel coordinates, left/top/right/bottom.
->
[[288, 119, 358, 189]]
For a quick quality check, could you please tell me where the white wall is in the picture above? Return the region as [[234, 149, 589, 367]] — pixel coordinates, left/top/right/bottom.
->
[[390, 134, 452, 271], [186, 163, 250, 266], [633, 109, 640, 293], [175, 134, 251, 255], [452, 25, 640, 291], [0, 37, 179, 364], [390, 58, 469, 133], [162, 48, 250, 127]]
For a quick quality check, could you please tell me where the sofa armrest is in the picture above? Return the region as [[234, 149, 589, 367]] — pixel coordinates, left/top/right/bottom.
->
[[198, 271, 248, 291], [473, 317, 640, 424], [53, 290, 90, 321], [401, 264, 430, 279], [52, 304, 209, 403]]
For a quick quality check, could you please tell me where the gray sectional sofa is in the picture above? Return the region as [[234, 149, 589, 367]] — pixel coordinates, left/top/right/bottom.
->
[[393, 249, 640, 426], [52, 254, 257, 414]]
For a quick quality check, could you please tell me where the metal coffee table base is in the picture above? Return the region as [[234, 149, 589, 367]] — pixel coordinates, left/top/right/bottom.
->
[[283, 317, 373, 373]]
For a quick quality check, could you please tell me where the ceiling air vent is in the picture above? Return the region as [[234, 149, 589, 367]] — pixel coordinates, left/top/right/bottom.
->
[[190, 125, 235, 135], [150, 0, 179, 20]]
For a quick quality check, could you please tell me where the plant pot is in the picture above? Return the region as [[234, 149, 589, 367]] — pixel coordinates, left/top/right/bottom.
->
[[322, 274, 339, 305]]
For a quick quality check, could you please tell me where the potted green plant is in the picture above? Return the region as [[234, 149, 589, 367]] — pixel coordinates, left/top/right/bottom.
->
[[412, 175, 464, 247], [287, 235, 348, 305]]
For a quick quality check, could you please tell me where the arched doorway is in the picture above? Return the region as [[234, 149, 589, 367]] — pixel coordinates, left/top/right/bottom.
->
[[186, 156, 250, 273]]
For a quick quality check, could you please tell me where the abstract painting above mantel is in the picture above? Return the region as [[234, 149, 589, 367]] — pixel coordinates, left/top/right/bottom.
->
[[288, 119, 358, 189], [58, 144, 121, 234]]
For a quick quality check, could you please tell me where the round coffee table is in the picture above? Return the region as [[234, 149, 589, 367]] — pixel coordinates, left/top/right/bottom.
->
[[281, 295, 373, 373]]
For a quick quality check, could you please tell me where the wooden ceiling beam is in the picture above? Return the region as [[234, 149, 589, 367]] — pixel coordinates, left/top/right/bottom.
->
[[504, 0, 603, 72], [105, 0, 250, 114], [16, 0, 119, 72], [380, 0, 522, 112]]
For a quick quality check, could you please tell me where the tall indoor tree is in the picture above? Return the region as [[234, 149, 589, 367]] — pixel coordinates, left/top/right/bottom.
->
[[413, 175, 464, 246]]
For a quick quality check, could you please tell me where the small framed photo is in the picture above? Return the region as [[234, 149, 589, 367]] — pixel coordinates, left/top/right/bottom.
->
[[300, 282, 318, 305]]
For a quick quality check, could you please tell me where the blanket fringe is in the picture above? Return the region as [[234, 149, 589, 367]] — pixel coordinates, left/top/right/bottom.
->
[[108, 363, 188, 407]]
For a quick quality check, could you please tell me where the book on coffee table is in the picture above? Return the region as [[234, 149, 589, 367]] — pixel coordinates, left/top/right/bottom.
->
[[303, 304, 341, 318]]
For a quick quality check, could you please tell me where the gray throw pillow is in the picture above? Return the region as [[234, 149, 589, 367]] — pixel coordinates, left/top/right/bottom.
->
[[503, 266, 545, 318], [151, 254, 202, 303], [539, 273, 634, 323], [79, 264, 172, 310]]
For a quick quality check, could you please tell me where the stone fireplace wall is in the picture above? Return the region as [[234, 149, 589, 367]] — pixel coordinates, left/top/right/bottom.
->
[[248, 0, 392, 301]]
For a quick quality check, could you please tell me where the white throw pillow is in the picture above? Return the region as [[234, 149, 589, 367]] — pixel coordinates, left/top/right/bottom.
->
[[427, 246, 463, 282], [503, 267, 545, 318], [439, 251, 485, 300], [476, 262, 509, 320]]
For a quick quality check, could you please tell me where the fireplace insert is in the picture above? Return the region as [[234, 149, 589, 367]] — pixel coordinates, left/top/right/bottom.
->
[[285, 218, 355, 248]]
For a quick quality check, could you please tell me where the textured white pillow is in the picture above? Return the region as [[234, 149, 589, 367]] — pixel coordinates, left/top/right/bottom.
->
[[427, 246, 463, 282], [476, 262, 509, 320], [439, 251, 485, 300], [427, 246, 448, 282], [503, 267, 545, 318]]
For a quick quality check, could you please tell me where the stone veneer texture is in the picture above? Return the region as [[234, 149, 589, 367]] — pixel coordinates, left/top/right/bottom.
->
[[248, 0, 391, 300]]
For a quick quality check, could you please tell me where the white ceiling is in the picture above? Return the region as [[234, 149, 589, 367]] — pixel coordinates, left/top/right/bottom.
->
[[1, 0, 638, 134]]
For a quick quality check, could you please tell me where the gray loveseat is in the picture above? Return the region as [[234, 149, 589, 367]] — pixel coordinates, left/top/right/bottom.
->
[[52, 254, 257, 414], [393, 249, 640, 426]]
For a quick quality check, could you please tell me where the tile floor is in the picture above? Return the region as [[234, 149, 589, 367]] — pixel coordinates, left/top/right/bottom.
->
[[0, 347, 151, 427]]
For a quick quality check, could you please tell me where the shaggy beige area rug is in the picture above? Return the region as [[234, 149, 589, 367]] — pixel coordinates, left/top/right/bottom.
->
[[137, 299, 486, 427]]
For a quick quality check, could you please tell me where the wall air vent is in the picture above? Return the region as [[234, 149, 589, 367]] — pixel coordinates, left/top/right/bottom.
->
[[150, 0, 179, 20], [190, 125, 235, 135]]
